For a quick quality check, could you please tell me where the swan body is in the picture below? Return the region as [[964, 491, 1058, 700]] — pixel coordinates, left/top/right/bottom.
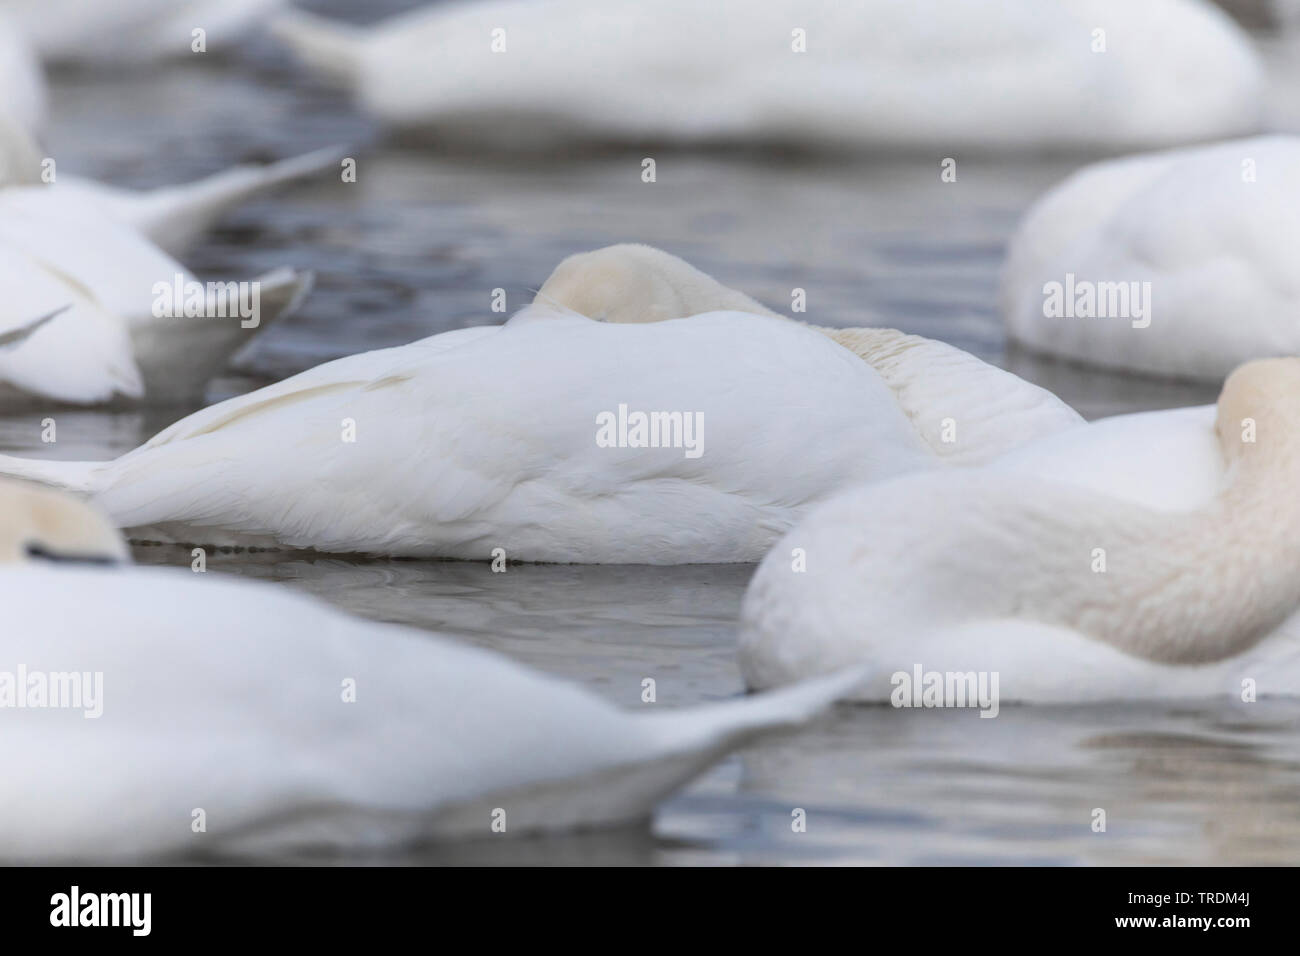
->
[[0, 309, 938, 560], [1001, 135, 1300, 381], [739, 359, 1300, 702], [0, 156, 333, 404], [0, 479, 858, 860], [0, 0, 286, 65], [271, 0, 1262, 151], [539, 244, 1084, 464]]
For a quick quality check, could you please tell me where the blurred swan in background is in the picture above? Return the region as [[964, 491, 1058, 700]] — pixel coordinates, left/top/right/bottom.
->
[[0, 478, 859, 861], [1001, 135, 1300, 382], [0, 245, 1084, 561], [272, 0, 1263, 151], [35, 145, 344, 255], [0, 148, 340, 405], [0, 202, 310, 406], [0, 0, 287, 65], [739, 358, 1300, 703]]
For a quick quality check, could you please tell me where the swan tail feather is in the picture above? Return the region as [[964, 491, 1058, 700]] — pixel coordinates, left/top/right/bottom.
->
[[642, 665, 867, 757], [0, 456, 101, 495], [430, 667, 867, 838], [128, 147, 347, 255]]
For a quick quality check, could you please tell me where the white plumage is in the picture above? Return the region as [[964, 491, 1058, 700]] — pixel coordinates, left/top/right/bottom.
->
[[272, 0, 1263, 151], [0, 150, 342, 405], [0, 310, 937, 560], [0, 479, 859, 860], [740, 359, 1300, 702], [1001, 135, 1300, 381]]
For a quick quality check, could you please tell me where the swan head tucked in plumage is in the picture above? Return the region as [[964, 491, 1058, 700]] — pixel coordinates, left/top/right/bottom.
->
[[1215, 357, 1300, 474], [0, 478, 127, 565], [536, 244, 778, 323]]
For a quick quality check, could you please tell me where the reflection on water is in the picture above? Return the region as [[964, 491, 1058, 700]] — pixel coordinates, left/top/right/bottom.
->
[[3, 0, 1299, 863]]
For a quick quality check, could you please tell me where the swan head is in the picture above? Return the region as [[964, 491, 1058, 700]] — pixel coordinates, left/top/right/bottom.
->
[[536, 244, 779, 324], [0, 479, 128, 566], [1215, 358, 1300, 468]]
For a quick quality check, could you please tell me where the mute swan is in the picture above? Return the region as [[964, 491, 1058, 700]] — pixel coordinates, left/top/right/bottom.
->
[[0, 478, 860, 860], [1003, 134, 1300, 382], [0, 0, 286, 65], [271, 0, 1262, 151], [0, 149, 344, 405], [1001, 136, 1300, 382], [739, 358, 1300, 703], [0, 245, 1080, 561], [0, 308, 935, 560]]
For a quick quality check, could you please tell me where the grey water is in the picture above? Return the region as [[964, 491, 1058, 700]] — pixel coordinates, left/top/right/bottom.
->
[[4, 0, 1300, 864]]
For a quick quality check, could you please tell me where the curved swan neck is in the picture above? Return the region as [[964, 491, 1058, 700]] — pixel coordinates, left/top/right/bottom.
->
[[1067, 359, 1300, 664]]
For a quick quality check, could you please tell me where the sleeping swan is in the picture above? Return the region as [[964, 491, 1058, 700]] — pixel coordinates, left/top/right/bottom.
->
[[0, 478, 860, 859], [739, 358, 1300, 702], [271, 0, 1262, 151], [1001, 136, 1300, 381], [0, 149, 343, 405], [0, 245, 1078, 561], [0, 306, 938, 561]]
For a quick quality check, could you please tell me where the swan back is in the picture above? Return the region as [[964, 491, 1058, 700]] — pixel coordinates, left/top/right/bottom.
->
[[538, 244, 1083, 463]]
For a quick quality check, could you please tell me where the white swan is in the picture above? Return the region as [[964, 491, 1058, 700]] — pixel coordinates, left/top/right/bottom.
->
[[0, 0, 286, 65], [1001, 135, 1300, 382], [739, 358, 1300, 703], [271, 0, 1262, 151], [0, 245, 1079, 561], [0, 479, 859, 859], [0, 149, 342, 405]]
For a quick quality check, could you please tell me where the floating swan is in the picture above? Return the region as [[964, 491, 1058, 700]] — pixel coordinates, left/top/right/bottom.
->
[[0, 245, 1079, 561], [271, 0, 1263, 151], [739, 358, 1300, 703], [0, 478, 859, 860], [1001, 135, 1300, 382], [0, 149, 342, 405], [0, 0, 287, 65]]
